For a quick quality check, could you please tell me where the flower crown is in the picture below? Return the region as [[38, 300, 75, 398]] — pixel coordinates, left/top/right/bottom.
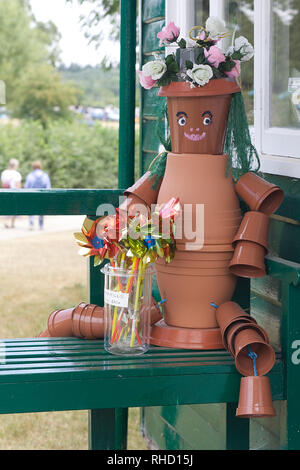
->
[[139, 16, 254, 89]]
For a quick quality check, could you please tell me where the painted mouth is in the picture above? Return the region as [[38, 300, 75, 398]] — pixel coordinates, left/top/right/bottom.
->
[[184, 132, 206, 142]]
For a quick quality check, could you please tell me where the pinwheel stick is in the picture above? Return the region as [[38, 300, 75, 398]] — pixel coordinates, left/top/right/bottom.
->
[[110, 257, 140, 345]]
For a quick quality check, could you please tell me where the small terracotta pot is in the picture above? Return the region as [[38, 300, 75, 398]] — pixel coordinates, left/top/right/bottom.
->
[[38, 329, 51, 338], [90, 305, 105, 338], [48, 308, 75, 337], [80, 304, 96, 339], [229, 240, 266, 278], [234, 328, 275, 376], [235, 172, 284, 215], [236, 376, 276, 418], [225, 321, 269, 356], [119, 193, 150, 218], [216, 301, 249, 331], [233, 211, 270, 253], [124, 171, 162, 209], [159, 79, 240, 155], [71, 303, 88, 338], [222, 317, 258, 350]]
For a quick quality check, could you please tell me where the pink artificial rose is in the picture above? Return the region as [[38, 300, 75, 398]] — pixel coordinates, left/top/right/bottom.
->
[[225, 60, 241, 78], [157, 21, 180, 43], [138, 71, 157, 90], [204, 45, 226, 68]]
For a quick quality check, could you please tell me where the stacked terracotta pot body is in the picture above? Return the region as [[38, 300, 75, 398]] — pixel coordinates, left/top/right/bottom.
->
[[151, 79, 242, 349], [216, 301, 276, 418]]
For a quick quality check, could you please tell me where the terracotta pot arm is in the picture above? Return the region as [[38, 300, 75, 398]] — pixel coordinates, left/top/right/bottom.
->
[[123, 171, 162, 210]]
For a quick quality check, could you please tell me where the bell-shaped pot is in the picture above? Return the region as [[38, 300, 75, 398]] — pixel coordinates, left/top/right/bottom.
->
[[216, 301, 249, 332], [229, 240, 266, 278], [233, 211, 270, 253], [236, 376, 276, 418], [159, 79, 241, 155], [235, 172, 284, 215]]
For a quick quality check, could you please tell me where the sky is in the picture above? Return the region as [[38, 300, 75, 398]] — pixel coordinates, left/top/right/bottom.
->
[[29, 0, 120, 67]]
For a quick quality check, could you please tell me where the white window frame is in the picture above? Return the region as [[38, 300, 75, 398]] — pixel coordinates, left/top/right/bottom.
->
[[166, 0, 300, 178]]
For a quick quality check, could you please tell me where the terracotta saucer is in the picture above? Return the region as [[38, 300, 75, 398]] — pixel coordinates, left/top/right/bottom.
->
[[150, 319, 224, 350]]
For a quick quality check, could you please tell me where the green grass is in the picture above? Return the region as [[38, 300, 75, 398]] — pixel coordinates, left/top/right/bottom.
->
[[0, 228, 147, 450]]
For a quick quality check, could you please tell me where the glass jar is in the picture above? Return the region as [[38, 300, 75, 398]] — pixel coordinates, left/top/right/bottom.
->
[[101, 262, 154, 356]]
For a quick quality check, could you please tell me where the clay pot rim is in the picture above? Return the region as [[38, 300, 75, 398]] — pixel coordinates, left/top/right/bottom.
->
[[235, 343, 275, 376], [226, 323, 269, 355], [221, 317, 257, 341], [229, 264, 266, 278], [158, 79, 241, 97], [254, 186, 284, 214], [176, 244, 234, 253]]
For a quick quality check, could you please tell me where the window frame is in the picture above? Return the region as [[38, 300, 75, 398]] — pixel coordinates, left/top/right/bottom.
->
[[166, 0, 300, 178]]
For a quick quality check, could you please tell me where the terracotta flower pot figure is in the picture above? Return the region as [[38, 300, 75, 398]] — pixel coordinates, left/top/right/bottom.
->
[[69, 17, 284, 351]]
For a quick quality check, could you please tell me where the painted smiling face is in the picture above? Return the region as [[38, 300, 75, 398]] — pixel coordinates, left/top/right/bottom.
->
[[177, 110, 213, 143], [167, 95, 232, 155]]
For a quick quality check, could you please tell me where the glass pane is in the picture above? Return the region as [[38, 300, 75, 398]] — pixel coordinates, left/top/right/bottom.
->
[[194, 1, 255, 125], [271, 0, 300, 129], [195, 0, 210, 25]]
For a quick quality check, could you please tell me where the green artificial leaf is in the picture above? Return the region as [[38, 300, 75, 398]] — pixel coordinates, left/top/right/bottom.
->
[[195, 48, 205, 65], [165, 54, 176, 66], [219, 59, 236, 72], [185, 60, 194, 70], [177, 38, 187, 49], [232, 50, 243, 61]]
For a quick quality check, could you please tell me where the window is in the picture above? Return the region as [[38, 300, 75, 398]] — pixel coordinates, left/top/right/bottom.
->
[[166, 0, 300, 177]]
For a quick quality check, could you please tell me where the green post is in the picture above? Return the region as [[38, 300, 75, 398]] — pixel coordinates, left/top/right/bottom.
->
[[118, 0, 137, 190]]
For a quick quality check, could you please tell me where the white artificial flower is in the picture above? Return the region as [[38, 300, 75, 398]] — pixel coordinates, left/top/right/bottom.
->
[[224, 45, 235, 57], [142, 60, 167, 80], [234, 36, 254, 62], [186, 64, 213, 87], [206, 16, 228, 40]]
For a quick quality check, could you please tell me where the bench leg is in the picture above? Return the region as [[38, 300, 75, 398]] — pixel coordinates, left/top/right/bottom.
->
[[88, 408, 128, 450], [226, 402, 249, 450]]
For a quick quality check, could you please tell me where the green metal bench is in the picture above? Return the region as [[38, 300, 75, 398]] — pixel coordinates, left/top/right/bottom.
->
[[0, 189, 299, 450]]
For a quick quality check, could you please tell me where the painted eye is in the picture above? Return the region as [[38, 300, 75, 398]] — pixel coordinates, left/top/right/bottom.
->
[[203, 116, 212, 126], [178, 116, 187, 126]]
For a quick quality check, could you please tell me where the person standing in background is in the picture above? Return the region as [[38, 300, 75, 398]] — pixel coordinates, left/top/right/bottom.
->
[[25, 160, 51, 230], [1, 158, 22, 228]]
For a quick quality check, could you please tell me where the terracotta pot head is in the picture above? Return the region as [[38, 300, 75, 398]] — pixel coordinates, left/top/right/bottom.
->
[[159, 80, 240, 155], [236, 376, 276, 418]]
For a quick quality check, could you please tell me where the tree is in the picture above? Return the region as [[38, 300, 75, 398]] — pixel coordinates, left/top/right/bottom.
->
[[66, 0, 120, 45], [0, 0, 82, 124], [14, 64, 81, 127]]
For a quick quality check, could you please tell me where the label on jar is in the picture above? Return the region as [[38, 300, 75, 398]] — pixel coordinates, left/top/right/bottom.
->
[[104, 289, 129, 308]]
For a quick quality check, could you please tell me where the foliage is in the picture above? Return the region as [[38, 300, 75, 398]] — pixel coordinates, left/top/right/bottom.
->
[[0, 0, 81, 125], [59, 64, 120, 108], [14, 64, 81, 127], [0, 121, 119, 189], [0, 119, 140, 189]]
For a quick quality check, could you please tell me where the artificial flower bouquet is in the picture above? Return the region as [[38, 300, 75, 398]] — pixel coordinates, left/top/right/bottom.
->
[[74, 198, 181, 354], [138, 16, 254, 89]]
